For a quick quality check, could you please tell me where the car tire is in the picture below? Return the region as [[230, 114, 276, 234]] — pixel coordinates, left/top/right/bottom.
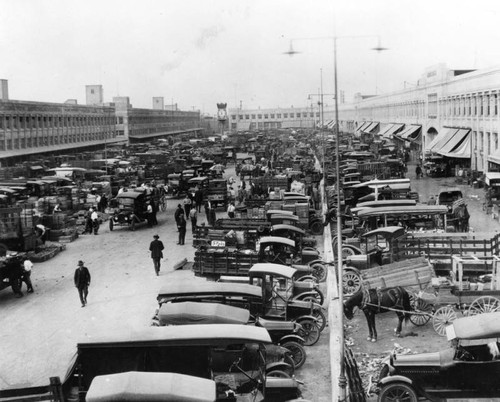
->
[[109, 220, 114, 231], [378, 382, 418, 402], [310, 263, 328, 282], [295, 318, 320, 346], [282, 341, 306, 369]]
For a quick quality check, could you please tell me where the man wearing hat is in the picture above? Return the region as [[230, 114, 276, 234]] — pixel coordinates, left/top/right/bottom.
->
[[74, 260, 91, 307], [149, 234, 164, 276]]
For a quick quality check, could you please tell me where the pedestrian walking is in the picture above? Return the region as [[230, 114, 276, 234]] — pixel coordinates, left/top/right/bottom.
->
[[227, 202, 236, 218], [149, 234, 164, 276], [183, 195, 192, 216], [189, 208, 198, 234], [177, 213, 187, 245], [415, 165, 422, 179], [74, 260, 91, 308], [194, 189, 204, 213], [91, 208, 100, 235], [174, 204, 183, 226], [22, 257, 34, 293], [146, 202, 154, 227]]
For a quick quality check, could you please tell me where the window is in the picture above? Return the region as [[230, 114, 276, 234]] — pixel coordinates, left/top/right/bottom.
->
[[238, 115, 243, 120], [494, 133, 498, 151], [290, 113, 294, 118], [245, 115, 249, 119], [231, 115, 236, 120], [310, 113, 314, 117], [258, 114, 262, 119], [251, 114, 256, 119], [284, 113, 288, 118], [270, 114, 275, 118], [264, 114, 268, 119], [277, 114, 281, 118], [91, 89, 94, 94], [316, 112, 320, 117]]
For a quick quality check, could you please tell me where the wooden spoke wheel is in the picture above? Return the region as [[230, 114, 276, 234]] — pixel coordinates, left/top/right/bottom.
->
[[342, 269, 362, 295], [468, 296, 500, 316], [432, 306, 458, 336], [409, 296, 433, 327]]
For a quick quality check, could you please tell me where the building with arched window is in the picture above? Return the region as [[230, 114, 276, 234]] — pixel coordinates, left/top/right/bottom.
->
[[334, 64, 500, 174]]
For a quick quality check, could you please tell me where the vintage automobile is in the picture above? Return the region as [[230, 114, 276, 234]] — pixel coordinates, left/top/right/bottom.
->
[[62, 324, 302, 402], [156, 301, 307, 369], [269, 224, 317, 248], [193, 236, 327, 283], [108, 189, 152, 231], [86, 371, 217, 402], [156, 280, 326, 341], [378, 311, 500, 401]]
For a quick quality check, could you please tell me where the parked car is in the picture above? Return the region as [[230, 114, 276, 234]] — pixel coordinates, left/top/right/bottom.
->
[[86, 371, 216, 402], [108, 189, 152, 231], [378, 311, 500, 401], [62, 324, 302, 401], [156, 301, 307, 369]]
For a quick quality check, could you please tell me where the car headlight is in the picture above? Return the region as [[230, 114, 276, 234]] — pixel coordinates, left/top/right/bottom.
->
[[124, 217, 128, 221]]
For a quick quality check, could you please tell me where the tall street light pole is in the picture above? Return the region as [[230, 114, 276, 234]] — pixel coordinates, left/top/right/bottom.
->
[[285, 34, 387, 402]]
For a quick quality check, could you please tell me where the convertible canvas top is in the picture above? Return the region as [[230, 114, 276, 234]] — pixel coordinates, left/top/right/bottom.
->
[[357, 205, 448, 218], [362, 226, 406, 238], [271, 224, 306, 235], [115, 191, 145, 200], [78, 324, 271, 348], [446, 311, 500, 341], [86, 371, 216, 402], [249, 263, 297, 279], [157, 281, 261, 299], [158, 302, 250, 326], [259, 236, 295, 248], [266, 209, 295, 216]]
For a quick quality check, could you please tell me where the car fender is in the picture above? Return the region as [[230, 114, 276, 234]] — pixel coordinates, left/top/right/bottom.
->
[[265, 361, 293, 373], [343, 266, 362, 276], [279, 334, 305, 345], [379, 375, 412, 386], [292, 291, 321, 302], [294, 315, 318, 323], [307, 259, 325, 267]]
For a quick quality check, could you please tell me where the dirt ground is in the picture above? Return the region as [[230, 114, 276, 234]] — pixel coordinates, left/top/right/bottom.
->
[[0, 167, 331, 401]]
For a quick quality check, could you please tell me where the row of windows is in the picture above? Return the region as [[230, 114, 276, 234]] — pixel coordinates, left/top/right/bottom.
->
[[356, 92, 500, 121], [0, 114, 114, 131], [231, 112, 320, 120], [439, 93, 499, 118], [0, 131, 115, 151]]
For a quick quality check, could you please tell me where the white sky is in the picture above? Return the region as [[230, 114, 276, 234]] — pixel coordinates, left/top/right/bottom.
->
[[1, 0, 499, 114]]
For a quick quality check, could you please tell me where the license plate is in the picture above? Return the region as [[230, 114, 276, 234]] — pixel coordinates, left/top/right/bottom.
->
[[211, 240, 226, 247]]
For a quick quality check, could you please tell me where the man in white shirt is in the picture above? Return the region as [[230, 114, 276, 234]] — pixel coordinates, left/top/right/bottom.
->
[[90, 209, 99, 235], [227, 202, 236, 218], [23, 258, 34, 293]]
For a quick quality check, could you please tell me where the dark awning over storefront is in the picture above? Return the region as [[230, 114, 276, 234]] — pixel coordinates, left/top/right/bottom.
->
[[378, 124, 393, 136], [362, 122, 379, 134], [426, 127, 459, 152], [397, 125, 421, 141], [356, 121, 370, 133], [436, 129, 470, 158], [488, 148, 500, 165], [382, 123, 405, 138]]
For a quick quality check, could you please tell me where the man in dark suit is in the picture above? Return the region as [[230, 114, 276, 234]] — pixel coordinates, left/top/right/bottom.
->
[[149, 234, 164, 276], [74, 260, 91, 307]]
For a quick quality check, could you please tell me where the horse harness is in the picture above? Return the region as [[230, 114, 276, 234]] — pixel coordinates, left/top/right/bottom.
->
[[361, 287, 404, 313]]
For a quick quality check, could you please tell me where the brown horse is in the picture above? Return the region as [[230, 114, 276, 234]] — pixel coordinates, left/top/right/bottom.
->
[[344, 286, 412, 342]]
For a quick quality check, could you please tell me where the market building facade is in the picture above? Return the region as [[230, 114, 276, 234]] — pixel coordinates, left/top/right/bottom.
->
[[336, 64, 500, 174], [0, 80, 202, 165]]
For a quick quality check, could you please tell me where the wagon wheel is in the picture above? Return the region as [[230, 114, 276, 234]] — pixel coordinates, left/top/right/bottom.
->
[[409, 296, 433, 327], [343, 269, 362, 295], [432, 306, 458, 336], [468, 296, 500, 316]]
